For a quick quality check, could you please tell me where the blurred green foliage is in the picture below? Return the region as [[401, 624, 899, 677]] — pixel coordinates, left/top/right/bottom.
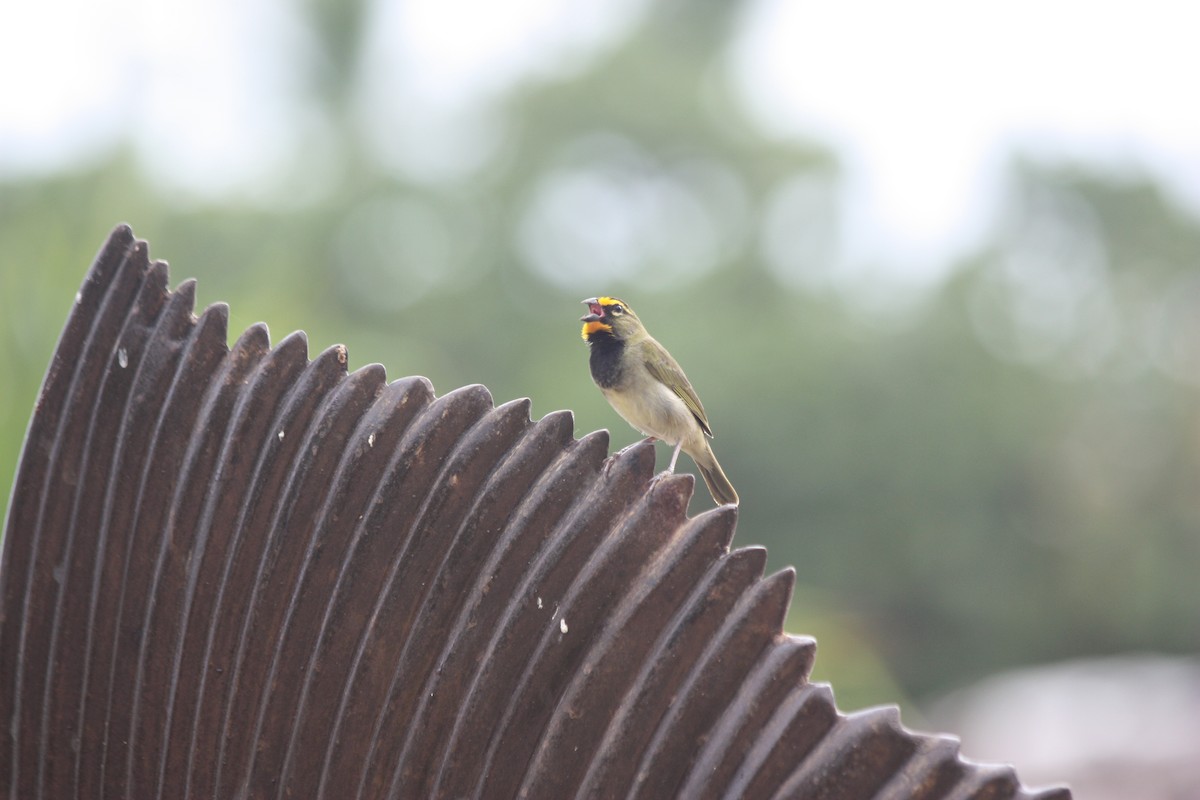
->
[[2, 1, 1197, 718]]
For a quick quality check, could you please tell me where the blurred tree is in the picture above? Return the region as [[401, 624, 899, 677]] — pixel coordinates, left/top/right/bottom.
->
[[1, 0, 1197, 717]]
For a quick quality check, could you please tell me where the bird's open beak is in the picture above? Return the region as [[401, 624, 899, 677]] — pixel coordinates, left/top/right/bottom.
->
[[580, 298, 604, 321]]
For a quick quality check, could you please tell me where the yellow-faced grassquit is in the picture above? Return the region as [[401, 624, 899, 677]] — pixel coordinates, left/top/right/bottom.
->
[[580, 296, 739, 506]]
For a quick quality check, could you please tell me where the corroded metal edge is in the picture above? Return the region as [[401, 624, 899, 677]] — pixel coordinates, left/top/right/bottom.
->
[[0, 224, 1071, 799]]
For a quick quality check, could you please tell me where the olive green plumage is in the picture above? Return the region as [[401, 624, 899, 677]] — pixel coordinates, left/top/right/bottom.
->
[[580, 296, 739, 506]]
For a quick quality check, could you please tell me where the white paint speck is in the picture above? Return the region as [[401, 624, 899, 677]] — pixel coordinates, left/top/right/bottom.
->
[[560, 617, 568, 634], [537, 596, 543, 609], [277, 429, 285, 441], [368, 432, 376, 447], [117, 347, 128, 368]]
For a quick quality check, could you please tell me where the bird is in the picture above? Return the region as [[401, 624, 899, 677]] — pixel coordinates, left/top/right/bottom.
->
[[580, 296, 739, 506]]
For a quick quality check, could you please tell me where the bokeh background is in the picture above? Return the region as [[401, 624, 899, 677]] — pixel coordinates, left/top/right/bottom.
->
[[3, 0, 1199, 794]]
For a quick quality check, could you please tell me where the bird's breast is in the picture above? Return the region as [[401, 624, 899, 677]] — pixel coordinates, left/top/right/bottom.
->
[[602, 377, 698, 446]]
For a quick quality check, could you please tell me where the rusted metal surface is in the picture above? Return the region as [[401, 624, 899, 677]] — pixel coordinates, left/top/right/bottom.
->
[[0, 224, 1071, 799]]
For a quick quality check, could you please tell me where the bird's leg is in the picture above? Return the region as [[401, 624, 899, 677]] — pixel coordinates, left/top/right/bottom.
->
[[649, 440, 684, 488], [666, 440, 683, 474]]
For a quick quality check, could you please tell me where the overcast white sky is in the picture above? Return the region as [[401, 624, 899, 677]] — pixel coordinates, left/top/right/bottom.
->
[[2, 0, 1198, 283]]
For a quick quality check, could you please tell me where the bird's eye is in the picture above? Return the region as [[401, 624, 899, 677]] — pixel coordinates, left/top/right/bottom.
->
[[611, 304, 624, 314]]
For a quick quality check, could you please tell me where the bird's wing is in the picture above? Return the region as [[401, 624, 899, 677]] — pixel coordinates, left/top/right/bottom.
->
[[641, 339, 714, 437]]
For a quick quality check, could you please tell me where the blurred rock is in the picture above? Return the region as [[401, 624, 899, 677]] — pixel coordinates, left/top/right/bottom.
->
[[926, 654, 1200, 800]]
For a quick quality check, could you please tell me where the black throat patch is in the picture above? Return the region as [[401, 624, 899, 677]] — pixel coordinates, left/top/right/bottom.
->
[[587, 333, 625, 389]]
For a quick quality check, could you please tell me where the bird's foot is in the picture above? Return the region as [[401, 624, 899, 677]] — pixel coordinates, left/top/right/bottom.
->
[[604, 437, 656, 475], [614, 436, 656, 458], [648, 469, 673, 487]]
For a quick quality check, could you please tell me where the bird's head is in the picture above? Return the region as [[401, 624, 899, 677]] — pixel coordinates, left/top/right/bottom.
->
[[580, 296, 644, 343]]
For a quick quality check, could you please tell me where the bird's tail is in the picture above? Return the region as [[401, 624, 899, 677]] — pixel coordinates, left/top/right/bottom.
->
[[692, 443, 739, 506]]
